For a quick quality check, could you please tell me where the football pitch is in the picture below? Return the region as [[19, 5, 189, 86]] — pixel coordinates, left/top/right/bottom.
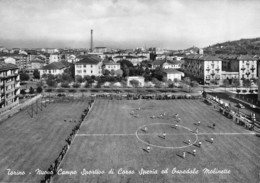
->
[[52, 99, 260, 183], [0, 98, 90, 183]]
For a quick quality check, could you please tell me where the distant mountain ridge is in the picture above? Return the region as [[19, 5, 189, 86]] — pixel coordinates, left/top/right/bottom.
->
[[203, 37, 260, 55]]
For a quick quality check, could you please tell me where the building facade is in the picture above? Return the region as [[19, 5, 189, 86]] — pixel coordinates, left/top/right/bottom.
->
[[103, 59, 121, 73], [163, 69, 184, 81], [39, 62, 67, 77], [0, 63, 20, 114], [183, 55, 222, 85], [49, 54, 60, 63], [75, 55, 102, 78], [220, 55, 257, 86], [258, 61, 260, 102]]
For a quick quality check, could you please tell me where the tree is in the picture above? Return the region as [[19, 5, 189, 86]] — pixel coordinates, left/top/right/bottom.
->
[[223, 79, 229, 92], [243, 79, 251, 88], [61, 72, 72, 82], [115, 69, 123, 78], [36, 80, 44, 88], [183, 77, 191, 85], [64, 64, 75, 80], [223, 79, 229, 87], [72, 83, 80, 88], [130, 79, 140, 88], [191, 81, 199, 87], [33, 69, 40, 79], [110, 69, 115, 76], [46, 74, 57, 87], [232, 78, 240, 88], [83, 75, 91, 82], [122, 64, 130, 77], [174, 78, 179, 83], [20, 89, 26, 95], [75, 75, 83, 83], [152, 67, 164, 81], [118, 59, 133, 68], [20, 72, 30, 81], [29, 87, 34, 94], [61, 82, 70, 88], [103, 69, 110, 76], [36, 86, 43, 93]]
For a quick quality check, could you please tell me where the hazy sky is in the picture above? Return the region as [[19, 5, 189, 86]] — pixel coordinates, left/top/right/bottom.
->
[[0, 0, 259, 49]]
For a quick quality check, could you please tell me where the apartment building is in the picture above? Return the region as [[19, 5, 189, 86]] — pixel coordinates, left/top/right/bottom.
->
[[75, 55, 102, 78], [183, 55, 222, 85], [39, 62, 69, 77], [103, 59, 121, 73], [219, 55, 257, 85], [0, 63, 20, 114]]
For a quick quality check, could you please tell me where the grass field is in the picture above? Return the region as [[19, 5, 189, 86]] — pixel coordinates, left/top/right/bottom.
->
[[53, 99, 260, 183], [0, 98, 89, 183]]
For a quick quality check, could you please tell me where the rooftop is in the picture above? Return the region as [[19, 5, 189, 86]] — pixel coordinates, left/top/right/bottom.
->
[[163, 69, 183, 74], [185, 54, 222, 61], [41, 62, 67, 70], [76, 55, 101, 65], [0, 63, 18, 72]]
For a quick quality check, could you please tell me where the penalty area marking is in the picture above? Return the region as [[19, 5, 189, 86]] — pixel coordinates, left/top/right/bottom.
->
[[135, 123, 198, 149]]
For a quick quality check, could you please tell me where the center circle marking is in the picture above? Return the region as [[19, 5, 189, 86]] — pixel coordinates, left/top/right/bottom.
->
[[135, 123, 198, 149]]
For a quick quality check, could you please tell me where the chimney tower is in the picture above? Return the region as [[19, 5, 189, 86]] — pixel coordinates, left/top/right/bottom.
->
[[90, 29, 93, 52]]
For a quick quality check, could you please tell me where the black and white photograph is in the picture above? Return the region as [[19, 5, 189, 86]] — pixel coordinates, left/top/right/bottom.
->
[[0, 0, 260, 182]]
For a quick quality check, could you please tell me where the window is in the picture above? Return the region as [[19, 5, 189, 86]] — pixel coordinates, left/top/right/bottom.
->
[[91, 70, 93, 73], [77, 70, 82, 74], [91, 65, 93, 68], [84, 65, 86, 68], [84, 70, 86, 73]]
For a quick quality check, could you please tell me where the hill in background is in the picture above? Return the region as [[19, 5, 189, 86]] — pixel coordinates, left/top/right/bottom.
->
[[203, 38, 260, 55]]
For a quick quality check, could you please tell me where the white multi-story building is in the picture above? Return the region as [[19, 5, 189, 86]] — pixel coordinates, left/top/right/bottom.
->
[[103, 59, 121, 73], [183, 55, 222, 85], [75, 55, 102, 78], [0, 63, 20, 114], [220, 55, 257, 86], [49, 54, 60, 63], [162, 60, 182, 69], [163, 69, 184, 81], [39, 62, 67, 77], [258, 60, 260, 102], [238, 55, 257, 85]]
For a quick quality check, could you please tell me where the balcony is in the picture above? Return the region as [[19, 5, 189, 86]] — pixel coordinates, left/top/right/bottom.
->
[[0, 73, 19, 79], [5, 88, 15, 94], [206, 68, 210, 71], [241, 67, 246, 71], [250, 67, 255, 72], [4, 80, 15, 87], [211, 73, 215, 76], [5, 95, 15, 101], [245, 72, 251, 77], [215, 68, 220, 71]]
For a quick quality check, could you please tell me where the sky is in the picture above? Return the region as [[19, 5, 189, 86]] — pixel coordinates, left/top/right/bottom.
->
[[0, 0, 259, 49]]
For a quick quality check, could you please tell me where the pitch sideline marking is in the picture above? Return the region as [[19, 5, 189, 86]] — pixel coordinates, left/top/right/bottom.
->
[[76, 132, 256, 136]]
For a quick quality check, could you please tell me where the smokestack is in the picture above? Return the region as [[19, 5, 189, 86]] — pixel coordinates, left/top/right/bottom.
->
[[90, 29, 93, 52]]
